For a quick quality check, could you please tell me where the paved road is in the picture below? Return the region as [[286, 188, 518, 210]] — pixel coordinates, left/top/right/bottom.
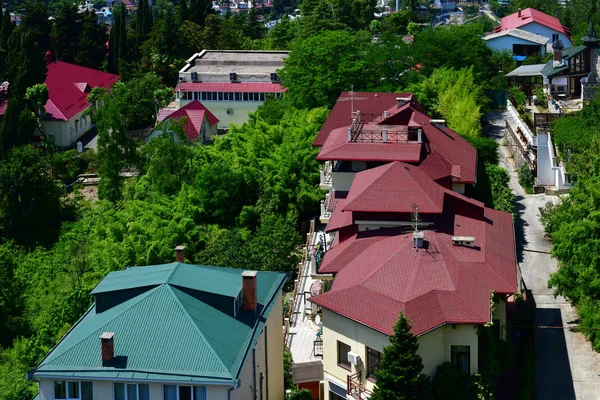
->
[[486, 110, 600, 400]]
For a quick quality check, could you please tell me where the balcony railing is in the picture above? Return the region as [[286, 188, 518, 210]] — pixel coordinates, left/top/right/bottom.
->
[[320, 161, 332, 188], [347, 372, 372, 400]]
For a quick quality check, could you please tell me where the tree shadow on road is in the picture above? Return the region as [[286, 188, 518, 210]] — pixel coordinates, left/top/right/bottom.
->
[[513, 194, 528, 264]]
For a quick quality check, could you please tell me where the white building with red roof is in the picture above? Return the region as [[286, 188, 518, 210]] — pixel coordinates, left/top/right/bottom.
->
[[304, 92, 519, 400], [0, 53, 119, 148], [176, 50, 288, 129], [147, 100, 219, 143]]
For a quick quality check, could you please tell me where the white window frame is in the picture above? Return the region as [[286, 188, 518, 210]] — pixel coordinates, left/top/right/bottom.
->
[[163, 384, 207, 400], [53, 380, 93, 400], [113, 382, 150, 400]]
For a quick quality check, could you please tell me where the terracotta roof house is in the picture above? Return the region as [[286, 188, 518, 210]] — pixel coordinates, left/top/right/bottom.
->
[[176, 50, 288, 129], [147, 100, 219, 143], [309, 161, 518, 400], [0, 54, 119, 148], [28, 260, 288, 400], [316, 92, 477, 224]]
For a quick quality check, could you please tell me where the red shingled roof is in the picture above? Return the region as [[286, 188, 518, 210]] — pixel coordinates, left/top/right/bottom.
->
[[343, 162, 445, 213], [156, 100, 218, 142], [494, 8, 572, 42], [314, 92, 477, 184], [43, 61, 119, 121], [178, 82, 286, 93], [312, 161, 516, 336]]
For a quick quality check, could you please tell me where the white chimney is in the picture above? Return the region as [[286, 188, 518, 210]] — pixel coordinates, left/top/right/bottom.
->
[[382, 129, 388, 142], [347, 127, 352, 142], [383, 110, 389, 119], [417, 128, 423, 144], [413, 231, 425, 249]]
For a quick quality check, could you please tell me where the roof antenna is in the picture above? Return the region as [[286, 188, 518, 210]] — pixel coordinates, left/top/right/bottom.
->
[[351, 85, 354, 119], [412, 204, 424, 251]]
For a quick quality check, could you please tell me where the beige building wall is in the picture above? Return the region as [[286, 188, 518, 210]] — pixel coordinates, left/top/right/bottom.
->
[[179, 99, 263, 128], [321, 309, 482, 398], [42, 108, 94, 148]]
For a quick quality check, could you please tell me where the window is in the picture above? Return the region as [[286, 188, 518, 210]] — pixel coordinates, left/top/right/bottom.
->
[[53, 381, 93, 400], [164, 385, 207, 400], [366, 347, 382, 379], [113, 383, 149, 400], [218, 92, 224, 101], [235, 92, 241, 101], [337, 341, 351, 370], [243, 93, 249, 101], [552, 33, 559, 42], [229, 92, 234, 101], [451, 345, 470, 374], [259, 93, 266, 101]]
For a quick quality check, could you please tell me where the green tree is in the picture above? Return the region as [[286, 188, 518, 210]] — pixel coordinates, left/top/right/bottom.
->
[[136, 0, 153, 48], [0, 145, 65, 247], [280, 30, 369, 109], [0, 9, 14, 52], [51, 0, 80, 63], [74, 10, 108, 69], [0, 243, 26, 348], [371, 313, 429, 400], [189, 0, 214, 26], [20, 0, 52, 52]]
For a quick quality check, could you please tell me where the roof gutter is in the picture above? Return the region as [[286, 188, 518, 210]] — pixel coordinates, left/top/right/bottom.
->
[[30, 372, 236, 386]]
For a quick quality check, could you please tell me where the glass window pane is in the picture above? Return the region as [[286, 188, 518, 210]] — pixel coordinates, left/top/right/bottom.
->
[[229, 92, 234, 101], [164, 385, 177, 400], [138, 384, 150, 400], [218, 92, 223, 101], [54, 381, 67, 399], [194, 386, 207, 400], [114, 383, 126, 400], [81, 382, 93, 400], [68, 382, 80, 399], [127, 384, 138, 400], [180, 386, 192, 400]]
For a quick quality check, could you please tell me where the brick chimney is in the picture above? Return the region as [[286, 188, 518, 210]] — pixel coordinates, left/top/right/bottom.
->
[[553, 39, 564, 67], [518, 9, 521, 18], [175, 245, 185, 262], [100, 332, 115, 364], [242, 271, 258, 311], [45, 50, 53, 65]]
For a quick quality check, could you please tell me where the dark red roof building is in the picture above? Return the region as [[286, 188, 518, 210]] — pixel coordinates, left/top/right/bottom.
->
[[311, 161, 517, 337], [315, 93, 477, 187]]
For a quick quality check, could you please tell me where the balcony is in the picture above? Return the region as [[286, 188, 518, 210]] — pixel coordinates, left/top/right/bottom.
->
[[320, 191, 332, 224], [347, 372, 372, 400], [320, 161, 333, 190]]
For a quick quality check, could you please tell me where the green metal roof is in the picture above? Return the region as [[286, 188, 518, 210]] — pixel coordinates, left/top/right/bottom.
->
[[91, 262, 242, 298], [32, 263, 287, 384], [540, 46, 587, 78]]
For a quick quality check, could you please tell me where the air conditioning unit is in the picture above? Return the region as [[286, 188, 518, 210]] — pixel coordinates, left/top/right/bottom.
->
[[226, 109, 233, 115], [347, 351, 360, 365], [451, 236, 476, 248]]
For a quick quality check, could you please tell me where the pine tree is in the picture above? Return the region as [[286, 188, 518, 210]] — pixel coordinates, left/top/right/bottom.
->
[[371, 313, 429, 400]]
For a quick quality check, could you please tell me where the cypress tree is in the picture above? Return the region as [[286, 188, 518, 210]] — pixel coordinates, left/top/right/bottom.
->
[[0, 9, 14, 49], [178, 0, 189, 23], [370, 313, 430, 400], [118, 3, 127, 68], [136, 0, 145, 47]]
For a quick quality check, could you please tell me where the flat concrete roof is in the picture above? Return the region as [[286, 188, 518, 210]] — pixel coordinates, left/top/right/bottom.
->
[[181, 50, 289, 75]]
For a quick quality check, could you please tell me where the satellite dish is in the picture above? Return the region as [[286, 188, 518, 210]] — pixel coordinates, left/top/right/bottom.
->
[[315, 315, 321, 325]]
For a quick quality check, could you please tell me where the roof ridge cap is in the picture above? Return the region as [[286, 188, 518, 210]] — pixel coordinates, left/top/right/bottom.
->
[[42, 286, 163, 366], [165, 285, 231, 374]]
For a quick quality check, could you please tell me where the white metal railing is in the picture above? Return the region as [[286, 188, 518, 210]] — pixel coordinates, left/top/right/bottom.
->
[[320, 161, 332, 187]]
